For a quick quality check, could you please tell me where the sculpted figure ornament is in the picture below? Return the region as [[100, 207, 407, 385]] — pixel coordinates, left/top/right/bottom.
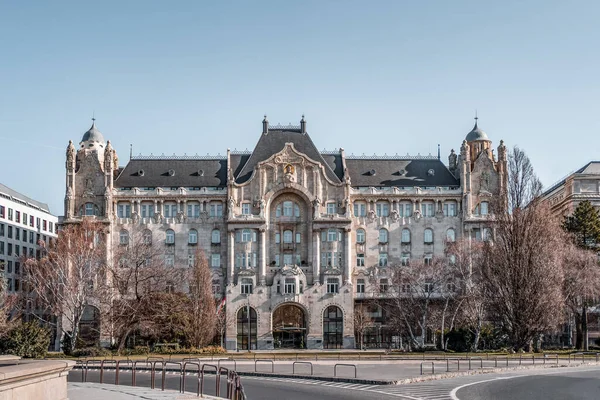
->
[[153, 212, 163, 224], [259, 199, 266, 218], [66, 140, 75, 166], [131, 211, 140, 223], [176, 211, 185, 223], [390, 209, 399, 222], [368, 208, 376, 221], [227, 197, 235, 219], [312, 197, 321, 219]]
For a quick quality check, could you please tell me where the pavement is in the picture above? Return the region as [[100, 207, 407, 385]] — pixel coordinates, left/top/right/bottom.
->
[[68, 382, 222, 400]]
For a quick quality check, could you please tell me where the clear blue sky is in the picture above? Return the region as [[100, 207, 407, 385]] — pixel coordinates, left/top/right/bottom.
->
[[1, 1, 599, 215]]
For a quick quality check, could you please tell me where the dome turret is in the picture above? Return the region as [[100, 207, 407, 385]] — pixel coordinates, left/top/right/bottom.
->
[[465, 117, 489, 142], [80, 119, 105, 149]]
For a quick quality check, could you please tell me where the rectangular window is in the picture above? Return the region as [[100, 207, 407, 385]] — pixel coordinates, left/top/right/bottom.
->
[[7, 226, 12, 239], [275, 254, 280, 267], [376, 202, 389, 217], [211, 253, 221, 268], [29, 231, 33, 244], [15, 211, 20, 223], [164, 255, 174, 267], [117, 204, 131, 218], [42, 220, 47, 231], [421, 203, 434, 217], [48, 221, 52, 232], [480, 202, 489, 216], [186, 203, 200, 218], [424, 254, 433, 266], [424, 282, 434, 293], [443, 202, 457, 217], [326, 202, 337, 215], [8, 209, 13, 221], [188, 254, 195, 267], [356, 253, 365, 267], [15, 228, 19, 241], [356, 279, 365, 293], [327, 229, 338, 242], [241, 278, 253, 294], [36, 218, 40, 228], [0, 224, 4, 237], [378, 253, 388, 267], [284, 278, 296, 294], [210, 203, 223, 217], [354, 202, 366, 217], [401, 253, 410, 266], [241, 203, 251, 215], [163, 203, 177, 218], [141, 204, 155, 218], [7, 261, 12, 273], [0, 206, 4, 218], [472, 228, 482, 241], [7, 243, 12, 256], [326, 278, 339, 294], [380, 278, 389, 293], [0, 242, 4, 255], [212, 280, 221, 294], [29, 215, 34, 227], [283, 254, 293, 266]]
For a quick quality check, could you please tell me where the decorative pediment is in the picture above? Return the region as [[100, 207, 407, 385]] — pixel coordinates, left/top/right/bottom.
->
[[238, 268, 257, 277], [280, 264, 303, 276], [322, 267, 342, 276]]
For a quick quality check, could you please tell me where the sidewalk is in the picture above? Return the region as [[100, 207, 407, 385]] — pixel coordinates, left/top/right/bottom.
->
[[68, 382, 222, 400]]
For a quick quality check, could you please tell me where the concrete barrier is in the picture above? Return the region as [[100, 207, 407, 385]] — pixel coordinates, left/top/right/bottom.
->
[[0, 359, 75, 400]]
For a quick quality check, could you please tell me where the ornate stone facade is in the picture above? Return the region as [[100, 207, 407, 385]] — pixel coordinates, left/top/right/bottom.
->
[[63, 116, 506, 350]]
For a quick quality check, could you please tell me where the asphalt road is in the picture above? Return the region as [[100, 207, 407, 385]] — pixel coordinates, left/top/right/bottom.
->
[[455, 368, 600, 400]]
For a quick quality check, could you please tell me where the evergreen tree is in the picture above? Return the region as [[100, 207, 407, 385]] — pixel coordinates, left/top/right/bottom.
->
[[563, 200, 600, 250]]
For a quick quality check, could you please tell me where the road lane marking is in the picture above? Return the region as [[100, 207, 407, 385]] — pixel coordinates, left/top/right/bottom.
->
[[449, 376, 521, 400]]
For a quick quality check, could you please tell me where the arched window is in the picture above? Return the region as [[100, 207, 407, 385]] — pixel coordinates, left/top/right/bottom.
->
[[379, 229, 388, 243], [446, 228, 456, 242], [401, 228, 411, 243], [211, 229, 221, 244], [242, 229, 252, 242], [424, 228, 433, 244], [323, 306, 343, 349], [119, 229, 129, 245], [165, 229, 175, 244], [143, 229, 152, 245], [188, 229, 198, 244], [85, 203, 95, 216], [480, 202, 489, 216], [237, 307, 257, 350], [356, 229, 366, 243], [283, 230, 293, 243]]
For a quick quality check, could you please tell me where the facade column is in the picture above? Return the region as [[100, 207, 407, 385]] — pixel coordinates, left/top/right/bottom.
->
[[344, 228, 352, 285], [228, 230, 235, 285], [259, 228, 266, 285], [313, 229, 321, 284]]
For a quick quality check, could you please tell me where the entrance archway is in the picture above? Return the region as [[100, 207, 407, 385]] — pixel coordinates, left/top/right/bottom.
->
[[323, 306, 343, 349], [237, 307, 257, 350], [272, 304, 306, 349]]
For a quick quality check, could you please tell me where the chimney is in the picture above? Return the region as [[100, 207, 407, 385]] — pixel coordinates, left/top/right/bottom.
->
[[300, 114, 306, 133]]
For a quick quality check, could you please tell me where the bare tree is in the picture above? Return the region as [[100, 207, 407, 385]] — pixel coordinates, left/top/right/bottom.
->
[[104, 225, 183, 350], [386, 257, 457, 349], [23, 219, 105, 354], [562, 243, 600, 350], [184, 249, 217, 348], [353, 303, 373, 350], [482, 148, 565, 351], [445, 238, 486, 351], [215, 300, 227, 348]]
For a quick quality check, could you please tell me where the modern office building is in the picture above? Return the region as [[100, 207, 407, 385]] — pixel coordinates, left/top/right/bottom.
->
[[63, 116, 505, 349]]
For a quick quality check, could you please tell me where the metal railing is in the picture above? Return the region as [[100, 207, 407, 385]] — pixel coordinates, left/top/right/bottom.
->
[[75, 358, 246, 400], [334, 363, 357, 378], [292, 361, 313, 376]]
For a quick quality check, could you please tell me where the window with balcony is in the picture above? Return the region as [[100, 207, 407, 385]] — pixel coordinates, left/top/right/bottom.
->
[[326, 202, 337, 215], [283, 230, 293, 243], [186, 203, 200, 218], [376, 202, 390, 217], [443, 202, 457, 217], [356, 279, 365, 293], [141, 203, 155, 218], [188, 229, 198, 244], [379, 229, 388, 244], [356, 228, 365, 243], [354, 202, 366, 217], [421, 202, 435, 217], [163, 203, 177, 218], [424, 228, 433, 244], [165, 229, 175, 244], [241, 203, 251, 215], [326, 278, 339, 294], [117, 203, 131, 218], [401, 228, 411, 244]]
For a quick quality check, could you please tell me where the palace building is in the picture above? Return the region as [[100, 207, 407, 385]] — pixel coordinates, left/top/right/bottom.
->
[[63, 115, 505, 350]]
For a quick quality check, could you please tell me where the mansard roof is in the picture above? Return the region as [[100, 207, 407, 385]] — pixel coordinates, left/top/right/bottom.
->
[[235, 129, 342, 184], [345, 158, 459, 187], [114, 158, 229, 188]]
